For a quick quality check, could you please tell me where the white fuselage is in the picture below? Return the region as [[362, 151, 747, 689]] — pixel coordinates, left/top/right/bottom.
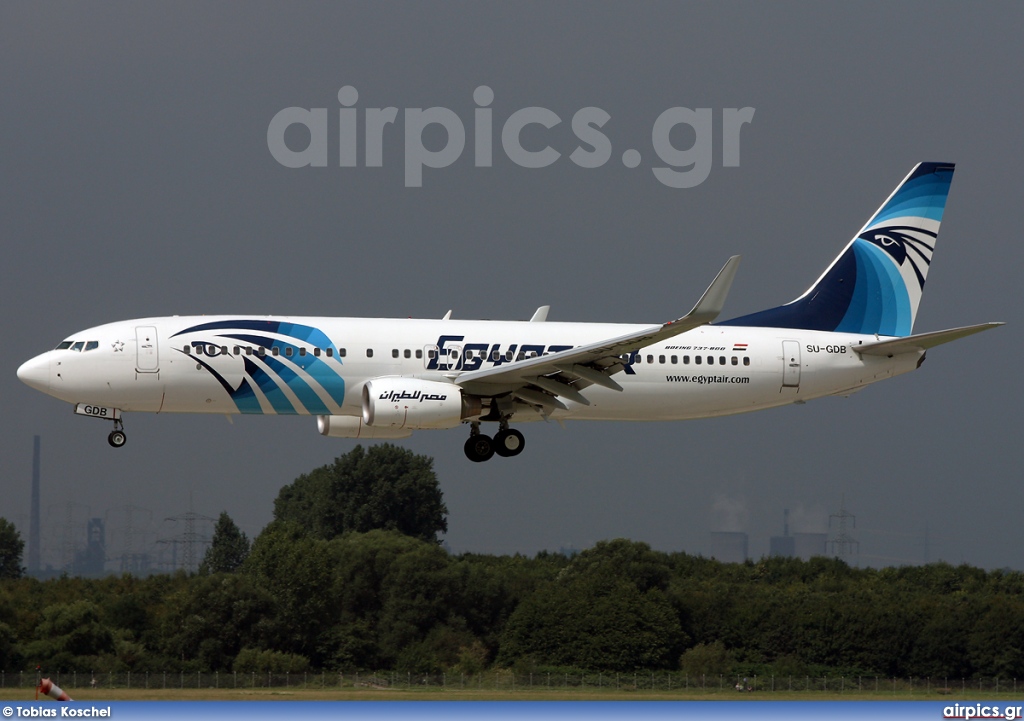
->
[[17, 314, 920, 424]]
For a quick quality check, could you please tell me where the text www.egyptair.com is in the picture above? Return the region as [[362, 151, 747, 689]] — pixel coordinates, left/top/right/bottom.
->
[[665, 375, 751, 385]]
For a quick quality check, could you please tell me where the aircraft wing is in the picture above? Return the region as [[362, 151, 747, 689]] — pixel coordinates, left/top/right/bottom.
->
[[851, 322, 1004, 357], [454, 256, 741, 408]]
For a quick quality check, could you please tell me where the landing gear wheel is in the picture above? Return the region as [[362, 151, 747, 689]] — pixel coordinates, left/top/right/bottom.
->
[[493, 428, 525, 457], [464, 434, 494, 462], [108, 430, 127, 448]]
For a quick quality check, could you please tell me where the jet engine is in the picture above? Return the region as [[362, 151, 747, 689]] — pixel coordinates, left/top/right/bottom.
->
[[317, 414, 413, 439], [362, 377, 480, 429]]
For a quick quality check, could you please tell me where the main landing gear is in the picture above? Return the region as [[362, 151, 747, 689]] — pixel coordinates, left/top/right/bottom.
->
[[107, 418, 127, 448], [464, 421, 525, 462]]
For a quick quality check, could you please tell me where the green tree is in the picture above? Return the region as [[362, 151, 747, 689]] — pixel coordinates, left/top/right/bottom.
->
[[24, 600, 115, 671], [274, 444, 447, 543], [679, 641, 734, 677], [498, 540, 683, 670], [161, 573, 279, 671], [241, 521, 338, 665], [0, 518, 25, 579], [199, 512, 250, 574]]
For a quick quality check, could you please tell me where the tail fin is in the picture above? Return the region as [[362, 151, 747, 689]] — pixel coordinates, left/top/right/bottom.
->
[[720, 162, 955, 337]]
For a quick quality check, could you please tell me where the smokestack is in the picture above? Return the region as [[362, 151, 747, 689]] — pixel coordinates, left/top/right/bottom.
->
[[29, 435, 41, 574]]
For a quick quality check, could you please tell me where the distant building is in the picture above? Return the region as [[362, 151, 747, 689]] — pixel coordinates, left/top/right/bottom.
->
[[72, 518, 106, 576], [119, 553, 151, 575], [710, 532, 748, 563], [793, 532, 827, 560], [770, 535, 795, 557]]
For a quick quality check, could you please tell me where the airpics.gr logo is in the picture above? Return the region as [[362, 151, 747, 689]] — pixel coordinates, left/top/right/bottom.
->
[[267, 86, 754, 188]]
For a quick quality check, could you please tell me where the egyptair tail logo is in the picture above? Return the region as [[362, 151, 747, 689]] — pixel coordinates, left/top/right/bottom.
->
[[719, 162, 954, 337]]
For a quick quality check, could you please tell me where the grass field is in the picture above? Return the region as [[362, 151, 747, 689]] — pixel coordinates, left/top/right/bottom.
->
[[3, 686, 1021, 702]]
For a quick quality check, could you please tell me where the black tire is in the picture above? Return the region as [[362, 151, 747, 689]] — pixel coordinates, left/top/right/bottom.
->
[[464, 434, 494, 462], [108, 430, 127, 448], [493, 428, 525, 457]]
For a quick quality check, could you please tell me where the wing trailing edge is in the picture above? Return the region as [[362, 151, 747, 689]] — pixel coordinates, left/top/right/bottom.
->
[[455, 256, 741, 405]]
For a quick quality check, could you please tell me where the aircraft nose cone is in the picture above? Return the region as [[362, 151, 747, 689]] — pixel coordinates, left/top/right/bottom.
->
[[17, 355, 50, 393]]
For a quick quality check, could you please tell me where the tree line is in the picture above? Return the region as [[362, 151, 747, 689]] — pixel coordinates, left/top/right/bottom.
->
[[1, 444, 1022, 680]]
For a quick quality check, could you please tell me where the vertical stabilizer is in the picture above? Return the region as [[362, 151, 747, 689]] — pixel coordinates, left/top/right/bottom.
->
[[720, 162, 955, 336]]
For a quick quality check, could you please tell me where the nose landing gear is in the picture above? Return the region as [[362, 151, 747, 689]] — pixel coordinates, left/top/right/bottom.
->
[[107, 419, 127, 448]]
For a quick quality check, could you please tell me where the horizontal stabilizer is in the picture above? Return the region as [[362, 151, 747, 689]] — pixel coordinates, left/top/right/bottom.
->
[[852, 322, 1003, 357]]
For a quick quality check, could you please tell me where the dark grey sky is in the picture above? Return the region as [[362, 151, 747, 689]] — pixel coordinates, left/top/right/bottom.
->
[[3, 2, 1021, 570]]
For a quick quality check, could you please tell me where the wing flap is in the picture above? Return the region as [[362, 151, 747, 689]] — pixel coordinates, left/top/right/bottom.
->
[[456, 256, 741, 399]]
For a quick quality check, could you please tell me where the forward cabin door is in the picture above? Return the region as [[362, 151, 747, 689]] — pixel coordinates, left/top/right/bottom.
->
[[135, 326, 159, 373]]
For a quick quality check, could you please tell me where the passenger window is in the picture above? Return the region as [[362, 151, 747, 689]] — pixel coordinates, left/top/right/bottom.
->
[[415, 349, 422, 359], [325, 348, 333, 358], [184, 345, 192, 354], [340, 348, 347, 358], [731, 356, 738, 365], [221, 346, 228, 355], [671, 355, 678, 364], [367, 349, 374, 358], [404, 349, 411, 359], [659, 355, 666, 364], [285, 347, 293, 357], [492, 350, 500, 361], [695, 356, 702, 365], [258, 347, 266, 357], [506, 351, 514, 361], [234, 346, 241, 355], [299, 348, 306, 357], [719, 356, 726, 365], [272, 347, 280, 356], [428, 349, 437, 359], [646, 355, 654, 364], [634, 355, 641, 365], [707, 356, 714, 365], [392, 349, 399, 358], [70, 342, 84, 352], [313, 348, 321, 357], [743, 357, 750, 366], [683, 355, 690, 364]]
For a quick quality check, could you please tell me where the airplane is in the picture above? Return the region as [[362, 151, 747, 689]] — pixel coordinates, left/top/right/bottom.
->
[[17, 162, 1002, 462]]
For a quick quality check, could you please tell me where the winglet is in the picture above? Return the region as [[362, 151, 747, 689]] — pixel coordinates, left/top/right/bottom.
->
[[530, 305, 550, 322], [674, 255, 741, 327]]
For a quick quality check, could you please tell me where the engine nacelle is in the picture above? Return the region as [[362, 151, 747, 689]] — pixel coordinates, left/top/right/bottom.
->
[[317, 414, 413, 439], [363, 377, 477, 430]]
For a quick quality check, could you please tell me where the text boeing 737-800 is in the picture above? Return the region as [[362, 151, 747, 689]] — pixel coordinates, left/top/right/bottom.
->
[[17, 163, 1002, 461]]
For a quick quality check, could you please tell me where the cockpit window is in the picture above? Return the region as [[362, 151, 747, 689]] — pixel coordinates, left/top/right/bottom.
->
[[70, 341, 85, 352], [56, 341, 73, 350], [85, 341, 99, 351]]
